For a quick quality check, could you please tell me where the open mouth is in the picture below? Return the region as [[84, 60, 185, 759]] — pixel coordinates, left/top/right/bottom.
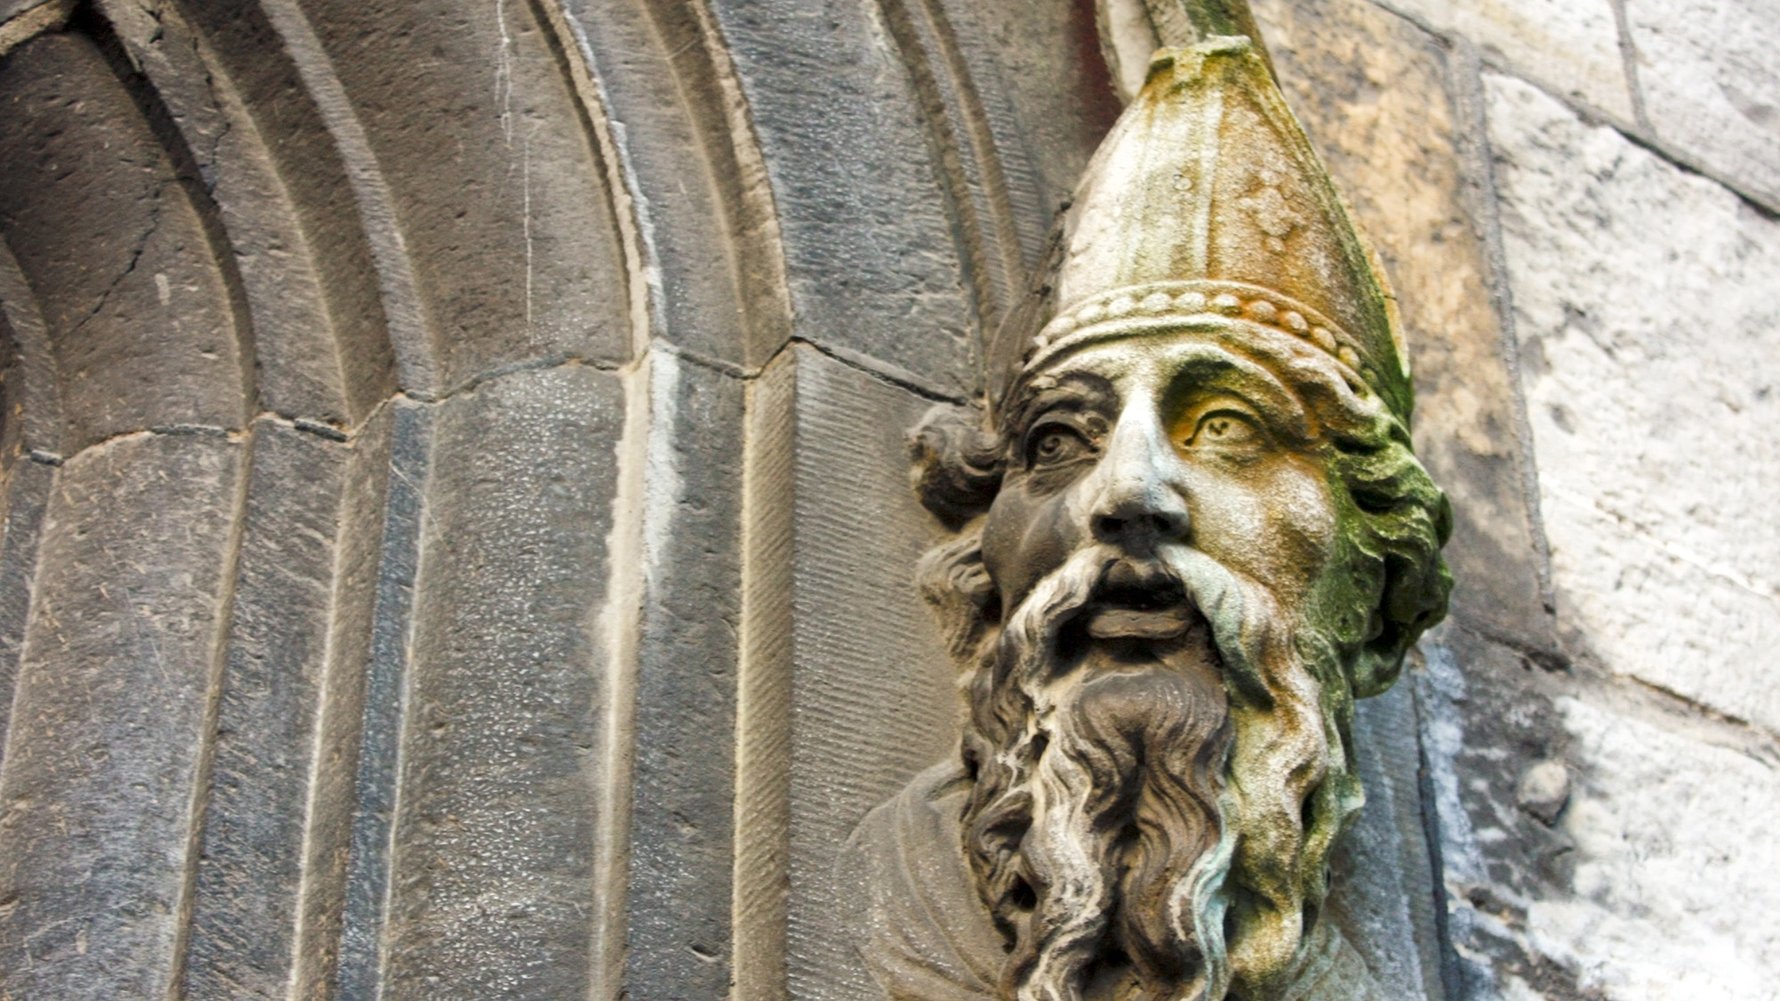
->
[[1081, 561, 1195, 641]]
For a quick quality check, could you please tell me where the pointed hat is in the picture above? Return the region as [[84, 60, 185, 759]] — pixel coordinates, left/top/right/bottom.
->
[[994, 38, 1414, 421]]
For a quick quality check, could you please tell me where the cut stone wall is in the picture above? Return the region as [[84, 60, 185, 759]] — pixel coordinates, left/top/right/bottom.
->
[[1268, 2, 1780, 997], [0, 0, 1772, 998]]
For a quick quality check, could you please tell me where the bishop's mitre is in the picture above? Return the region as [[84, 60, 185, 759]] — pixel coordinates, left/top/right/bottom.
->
[[990, 37, 1415, 424]]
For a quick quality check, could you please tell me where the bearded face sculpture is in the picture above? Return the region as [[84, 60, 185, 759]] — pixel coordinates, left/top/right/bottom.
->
[[843, 34, 1450, 1001]]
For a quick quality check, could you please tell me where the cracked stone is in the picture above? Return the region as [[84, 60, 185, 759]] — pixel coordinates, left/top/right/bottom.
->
[[0, 33, 248, 449], [1625, 0, 1780, 210], [1379, 0, 1634, 119]]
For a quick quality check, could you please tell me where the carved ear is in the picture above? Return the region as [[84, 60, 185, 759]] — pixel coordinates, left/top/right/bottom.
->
[[916, 534, 1000, 667], [909, 403, 1004, 530], [1351, 484, 1454, 698], [1328, 418, 1454, 697], [1353, 558, 1452, 698]]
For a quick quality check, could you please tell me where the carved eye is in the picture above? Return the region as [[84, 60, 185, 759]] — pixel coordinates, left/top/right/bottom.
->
[[1184, 408, 1263, 452], [1027, 423, 1094, 468]]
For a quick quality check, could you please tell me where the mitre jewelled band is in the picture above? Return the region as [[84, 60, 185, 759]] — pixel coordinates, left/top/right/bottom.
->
[[1023, 279, 1378, 391]]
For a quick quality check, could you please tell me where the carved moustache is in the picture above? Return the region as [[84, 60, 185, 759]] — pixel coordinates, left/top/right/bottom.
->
[[995, 543, 1284, 711]]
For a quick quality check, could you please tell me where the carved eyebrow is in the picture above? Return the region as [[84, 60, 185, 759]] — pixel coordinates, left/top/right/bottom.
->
[[1001, 370, 1117, 436], [1160, 353, 1311, 441]]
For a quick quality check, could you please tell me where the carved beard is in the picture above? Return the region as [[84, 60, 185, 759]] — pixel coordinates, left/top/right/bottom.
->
[[959, 545, 1359, 1001]]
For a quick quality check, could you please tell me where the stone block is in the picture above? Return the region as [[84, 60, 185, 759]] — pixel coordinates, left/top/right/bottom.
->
[[1258, 0, 1554, 648], [734, 345, 959, 1000], [0, 239, 66, 455], [1530, 696, 1780, 998], [0, 433, 243, 998], [704, 0, 979, 396], [381, 365, 623, 999], [179, 412, 414, 1000], [785, 347, 960, 999], [1379, 0, 1634, 120], [0, 459, 51, 753], [0, 34, 250, 448], [104, 0, 397, 426], [1626, 0, 1780, 211], [181, 422, 353, 999], [967, 0, 1123, 215], [298, 0, 633, 390], [332, 400, 433, 1001], [555, 0, 791, 370], [623, 353, 748, 998], [1487, 73, 1780, 732]]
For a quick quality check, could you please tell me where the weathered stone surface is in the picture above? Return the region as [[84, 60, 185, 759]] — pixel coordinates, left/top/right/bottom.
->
[[876, 0, 1049, 333], [180, 412, 412, 1000], [1258, 0, 1553, 648], [381, 365, 622, 999], [0, 3, 1770, 998], [0, 433, 243, 999], [704, 0, 979, 396], [1429, 631, 1780, 999], [181, 422, 351, 999], [1626, 0, 1780, 210], [746, 346, 957, 1000], [0, 34, 249, 449], [0, 247, 61, 755], [1515, 759, 1570, 826], [333, 400, 432, 1001], [733, 349, 798, 1001], [556, 0, 792, 370], [0, 1, 41, 28], [0, 224, 65, 455], [280, 403, 408, 1000], [0, 458, 51, 756], [1487, 73, 1780, 732], [104, 0, 397, 426], [624, 353, 747, 998], [1379, 0, 1634, 120], [299, 0, 633, 390], [1332, 683, 1448, 1001], [1416, 625, 1582, 1000], [969, 0, 1122, 216], [1528, 696, 1780, 999]]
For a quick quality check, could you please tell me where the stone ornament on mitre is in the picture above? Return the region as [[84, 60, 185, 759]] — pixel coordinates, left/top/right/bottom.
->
[[990, 36, 1415, 426]]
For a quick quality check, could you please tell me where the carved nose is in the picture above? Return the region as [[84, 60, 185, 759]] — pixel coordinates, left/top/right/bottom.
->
[[1088, 411, 1189, 551], [1092, 491, 1189, 549]]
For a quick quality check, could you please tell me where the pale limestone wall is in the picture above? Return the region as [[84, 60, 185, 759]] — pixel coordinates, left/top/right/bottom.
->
[[1254, 1, 1779, 997]]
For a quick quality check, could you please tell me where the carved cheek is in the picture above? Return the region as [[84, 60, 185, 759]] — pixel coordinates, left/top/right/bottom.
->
[[1185, 459, 1336, 593], [979, 491, 1024, 587], [981, 481, 1081, 605], [1243, 462, 1339, 597]]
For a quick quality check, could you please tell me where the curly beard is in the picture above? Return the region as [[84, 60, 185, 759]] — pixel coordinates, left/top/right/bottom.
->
[[956, 545, 1363, 1001]]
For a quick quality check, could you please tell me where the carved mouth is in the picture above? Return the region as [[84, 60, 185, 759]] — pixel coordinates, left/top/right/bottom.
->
[[1081, 561, 1194, 642], [1084, 606, 1193, 640]]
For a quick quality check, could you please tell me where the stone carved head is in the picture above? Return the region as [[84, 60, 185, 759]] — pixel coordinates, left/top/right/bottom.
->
[[899, 39, 1451, 1001]]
